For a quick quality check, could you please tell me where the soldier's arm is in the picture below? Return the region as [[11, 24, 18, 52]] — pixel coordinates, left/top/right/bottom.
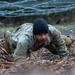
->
[[13, 35, 30, 59], [13, 35, 40, 60], [52, 29, 68, 58]]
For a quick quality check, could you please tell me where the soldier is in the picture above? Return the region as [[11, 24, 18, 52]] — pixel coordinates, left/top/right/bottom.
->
[[4, 18, 71, 60]]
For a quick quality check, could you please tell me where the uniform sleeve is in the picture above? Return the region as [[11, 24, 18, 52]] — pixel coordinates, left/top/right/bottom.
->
[[52, 29, 68, 58], [13, 35, 30, 59]]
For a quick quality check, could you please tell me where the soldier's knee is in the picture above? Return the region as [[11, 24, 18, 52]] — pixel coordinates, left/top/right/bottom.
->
[[4, 31, 11, 39], [4, 31, 11, 53], [62, 35, 72, 46]]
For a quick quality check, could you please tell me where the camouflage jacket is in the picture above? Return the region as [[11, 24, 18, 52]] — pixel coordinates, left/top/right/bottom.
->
[[8, 23, 68, 58]]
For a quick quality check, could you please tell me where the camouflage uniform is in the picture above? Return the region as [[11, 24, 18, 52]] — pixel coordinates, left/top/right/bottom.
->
[[7, 23, 68, 59]]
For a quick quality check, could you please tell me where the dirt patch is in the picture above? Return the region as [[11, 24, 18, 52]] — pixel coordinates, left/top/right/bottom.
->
[[0, 34, 75, 75]]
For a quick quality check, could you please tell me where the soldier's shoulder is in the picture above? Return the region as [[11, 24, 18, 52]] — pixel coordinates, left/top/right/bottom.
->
[[48, 24, 57, 32], [19, 23, 33, 33], [21, 23, 33, 27], [48, 24, 61, 36]]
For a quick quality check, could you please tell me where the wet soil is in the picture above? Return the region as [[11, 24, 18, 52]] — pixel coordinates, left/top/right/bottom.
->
[[0, 32, 75, 75]]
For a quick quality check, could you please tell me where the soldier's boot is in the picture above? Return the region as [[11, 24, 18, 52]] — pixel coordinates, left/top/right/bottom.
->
[[4, 31, 11, 54], [62, 35, 72, 46]]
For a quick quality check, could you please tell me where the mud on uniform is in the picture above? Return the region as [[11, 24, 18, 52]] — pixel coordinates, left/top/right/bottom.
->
[[7, 23, 68, 59]]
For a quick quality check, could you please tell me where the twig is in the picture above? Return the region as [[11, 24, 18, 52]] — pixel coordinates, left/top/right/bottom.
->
[[0, 46, 10, 55]]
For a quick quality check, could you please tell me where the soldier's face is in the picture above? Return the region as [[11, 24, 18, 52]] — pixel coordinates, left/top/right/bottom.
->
[[35, 33, 48, 44]]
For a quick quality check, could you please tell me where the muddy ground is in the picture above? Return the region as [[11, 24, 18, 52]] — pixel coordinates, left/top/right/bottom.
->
[[0, 30, 75, 75]]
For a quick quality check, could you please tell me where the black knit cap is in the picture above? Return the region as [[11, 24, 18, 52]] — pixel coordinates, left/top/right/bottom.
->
[[33, 18, 49, 35]]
